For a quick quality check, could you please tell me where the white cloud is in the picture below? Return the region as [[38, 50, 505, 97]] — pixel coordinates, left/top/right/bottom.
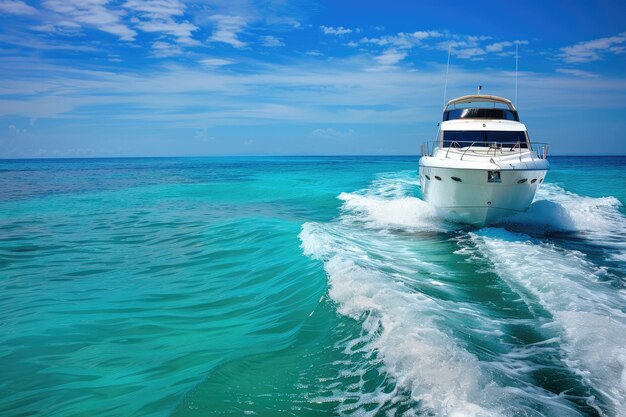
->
[[264, 16, 300, 29], [560, 32, 626, 63], [194, 127, 213, 142], [454, 47, 486, 59], [134, 18, 198, 44], [41, 0, 136, 41], [285, 19, 300, 29], [360, 35, 405, 48], [262, 35, 284, 47], [556, 68, 599, 78], [320, 25, 352, 35], [0, 33, 100, 51], [359, 31, 441, 50], [311, 127, 355, 139], [0, 0, 36, 15], [199, 58, 234, 67], [411, 30, 439, 40], [485, 41, 512, 53], [437, 35, 517, 60], [375, 48, 407, 66], [4, 52, 625, 134], [208, 15, 247, 48], [8, 124, 26, 135], [151, 41, 182, 58], [124, 0, 183, 17], [124, 0, 198, 45]]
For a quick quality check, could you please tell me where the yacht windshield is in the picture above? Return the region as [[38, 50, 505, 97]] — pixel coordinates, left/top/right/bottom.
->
[[443, 130, 528, 148], [443, 108, 519, 121]]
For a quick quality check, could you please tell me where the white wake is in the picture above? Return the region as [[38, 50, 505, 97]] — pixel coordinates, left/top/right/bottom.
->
[[299, 172, 606, 416]]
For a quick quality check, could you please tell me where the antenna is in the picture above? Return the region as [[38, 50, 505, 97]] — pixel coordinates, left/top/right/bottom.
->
[[442, 44, 451, 108], [515, 43, 519, 108]]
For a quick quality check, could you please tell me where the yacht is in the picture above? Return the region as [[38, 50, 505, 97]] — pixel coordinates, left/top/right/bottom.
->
[[419, 94, 549, 226]]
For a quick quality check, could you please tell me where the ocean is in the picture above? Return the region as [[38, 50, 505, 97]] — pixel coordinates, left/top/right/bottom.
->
[[0, 156, 624, 417]]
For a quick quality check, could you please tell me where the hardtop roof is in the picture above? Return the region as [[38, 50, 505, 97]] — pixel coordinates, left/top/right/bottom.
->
[[445, 95, 515, 110]]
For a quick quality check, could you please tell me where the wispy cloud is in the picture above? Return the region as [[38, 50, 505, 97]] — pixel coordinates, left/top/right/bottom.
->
[[311, 127, 355, 139], [150, 41, 183, 58], [8, 124, 27, 135], [208, 15, 247, 48], [485, 41, 512, 53], [374, 48, 407, 66], [560, 32, 626, 63], [358, 31, 441, 49], [2, 52, 626, 154], [556, 68, 599, 78], [124, 0, 198, 45], [136, 19, 198, 45], [262, 35, 284, 47], [0, 0, 37, 15], [356, 30, 519, 61], [0, 33, 100, 52], [199, 57, 234, 67], [320, 25, 352, 35], [40, 0, 136, 41], [441, 35, 493, 60], [454, 47, 486, 59]]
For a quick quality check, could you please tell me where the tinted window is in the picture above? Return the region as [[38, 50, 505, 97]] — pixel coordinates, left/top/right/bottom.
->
[[443, 131, 528, 148], [443, 108, 519, 121]]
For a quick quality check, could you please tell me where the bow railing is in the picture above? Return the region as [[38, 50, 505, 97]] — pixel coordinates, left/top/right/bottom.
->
[[420, 140, 549, 161]]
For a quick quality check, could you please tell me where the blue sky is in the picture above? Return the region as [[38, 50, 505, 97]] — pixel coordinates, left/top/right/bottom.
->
[[0, 0, 625, 157]]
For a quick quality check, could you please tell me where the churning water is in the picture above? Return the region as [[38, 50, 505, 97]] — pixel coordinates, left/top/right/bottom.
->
[[1, 156, 624, 416]]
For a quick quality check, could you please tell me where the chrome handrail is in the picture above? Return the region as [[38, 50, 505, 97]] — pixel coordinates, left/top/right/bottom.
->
[[420, 140, 549, 159], [460, 142, 476, 160]]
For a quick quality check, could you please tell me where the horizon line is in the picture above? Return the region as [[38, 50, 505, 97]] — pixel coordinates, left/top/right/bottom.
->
[[1, 154, 626, 161]]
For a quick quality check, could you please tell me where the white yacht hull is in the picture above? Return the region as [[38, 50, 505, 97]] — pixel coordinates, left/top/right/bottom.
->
[[419, 93, 550, 226], [419, 161, 548, 226]]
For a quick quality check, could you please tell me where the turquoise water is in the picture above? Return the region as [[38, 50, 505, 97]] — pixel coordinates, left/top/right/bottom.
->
[[1, 156, 625, 417]]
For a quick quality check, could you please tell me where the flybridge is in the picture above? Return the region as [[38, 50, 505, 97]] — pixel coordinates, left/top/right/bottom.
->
[[443, 94, 519, 122]]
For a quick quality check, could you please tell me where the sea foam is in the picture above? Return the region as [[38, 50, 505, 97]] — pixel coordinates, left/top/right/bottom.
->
[[504, 183, 625, 236], [472, 228, 626, 416], [300, 222, 502, 416], [298, 172, 599, 416]]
